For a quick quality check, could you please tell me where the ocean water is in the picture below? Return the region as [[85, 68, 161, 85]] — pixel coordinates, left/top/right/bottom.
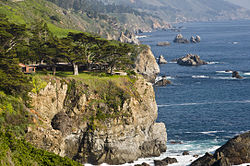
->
[[134, 20, 250, 165]]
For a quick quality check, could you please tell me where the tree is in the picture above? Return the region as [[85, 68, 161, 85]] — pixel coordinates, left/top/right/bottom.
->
[[0, 15, 32, 99], [99, 42, 134, 74], [59, 32, 107, 75]]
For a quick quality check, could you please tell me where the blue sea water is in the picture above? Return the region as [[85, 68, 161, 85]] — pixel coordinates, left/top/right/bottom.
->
[[139, 20, 250, 163]]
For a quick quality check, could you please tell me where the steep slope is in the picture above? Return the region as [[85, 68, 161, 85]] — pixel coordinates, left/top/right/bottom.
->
[[102, 0, 250, 22], [0, 0, 169, 39]]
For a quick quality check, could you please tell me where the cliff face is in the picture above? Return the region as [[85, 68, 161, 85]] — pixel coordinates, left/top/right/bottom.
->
[[26, 76, 167, 165], [134, 46, 160, 83]]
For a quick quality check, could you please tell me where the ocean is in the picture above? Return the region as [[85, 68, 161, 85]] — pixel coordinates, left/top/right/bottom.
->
[[134, 20, 250, 165]]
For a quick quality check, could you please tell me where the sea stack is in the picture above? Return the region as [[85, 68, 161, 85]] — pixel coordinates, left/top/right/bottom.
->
[[177, 54, 207, 66], [173, 34, 189, 44], [158, 55, 168, 64]]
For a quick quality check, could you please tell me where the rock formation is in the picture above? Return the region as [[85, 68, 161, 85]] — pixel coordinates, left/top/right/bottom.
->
[[118, 30, 140, 45], [154, 157, 177, 166], [26, 76, 167, 165], [177, 54, 207, 66], [191, 131, 250, 166], [158, 55, 167, 64], [173, 34, 189, 44], [134, 46, 160, 83], [155, 76, 171, 86], [190, 35, 201, 43], [157, 41, 171, 46], [232, 71, 243, 79]]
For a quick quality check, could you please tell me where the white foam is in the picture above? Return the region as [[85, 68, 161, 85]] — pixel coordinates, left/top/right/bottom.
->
[[158, 100, 250, 107], [135, 35, 148, 39], [207, 62, 220, 65], [169, 61, 177, 64], [243, 72, 250, 76], [192, 75, 209, 79], [232, 42, 239, 44], [216, 71, 233, 73], [155, 76, 174, 83], [211, 76, 236, 80]]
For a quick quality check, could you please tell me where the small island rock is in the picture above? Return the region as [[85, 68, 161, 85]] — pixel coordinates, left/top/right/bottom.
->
[[177, 54, 207, 66], [232, 71, 243, 79], [158, 55, 168, 64], [173, 34, 189, 44], [183, 151, 190, 155], [190, 35, 201, 43], [157, 41, 171, 46], [155, 76, 171, 86]]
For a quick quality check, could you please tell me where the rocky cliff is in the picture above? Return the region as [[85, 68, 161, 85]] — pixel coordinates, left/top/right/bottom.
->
[[26, 75, 167, 165], [134, 46, 160, 83]]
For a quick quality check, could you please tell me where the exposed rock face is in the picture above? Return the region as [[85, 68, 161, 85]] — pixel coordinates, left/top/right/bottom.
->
[[134, 46, 160, 83], [177, 54, 207, 66], [26, 76, 167, 165], [232, 71, 243, 79], [157, 42, 171, 46], [173, 34, 189, 44], [158, 55, 167, 64], [191, 131, 250, 166], [118, 30, 140, 45]]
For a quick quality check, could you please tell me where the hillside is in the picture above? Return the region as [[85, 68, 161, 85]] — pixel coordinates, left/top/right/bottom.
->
[[102, 0, 250, 22], [0, 0, 170, 39]]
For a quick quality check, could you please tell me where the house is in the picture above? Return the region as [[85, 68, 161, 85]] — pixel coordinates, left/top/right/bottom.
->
[[19, 63, 36, 74]]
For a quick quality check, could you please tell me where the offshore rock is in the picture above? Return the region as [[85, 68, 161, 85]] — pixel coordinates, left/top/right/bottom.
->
[[232, 71, 243, 79], [191, 131, 250, 166], [158, 55, 167, 64], [26, 76, 167, 165], [134, 46, 160, 83], [177, 54, 207, 66], [173, 34, 189, 44], [157, 41, 171, 46], [190, 35, 201, 43], [155, 76, 171, 86]]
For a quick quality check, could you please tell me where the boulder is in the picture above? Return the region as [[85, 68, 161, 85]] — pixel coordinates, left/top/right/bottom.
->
[[157, 41, 171, 46], [177, 54, 207, 66], [158, 55, 167, 64], [232, 71, 243, 79], [182, 151, 190, 155], [173, 34, 189, 44], [191, 131, 250, 166], [190, 36, 197, 43], [196, 35, 201, 42], [162, 157, 178, 164], [135, 162, 150, 166], [154, 160, 167, 166], [154, 157, 177, 166]]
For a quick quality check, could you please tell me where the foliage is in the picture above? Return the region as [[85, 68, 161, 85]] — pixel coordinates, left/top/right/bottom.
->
[[0, 131, 82, 166], [0, 15, 32, 99], [0, 91, 31, 136], [31, 76, 48, 94]]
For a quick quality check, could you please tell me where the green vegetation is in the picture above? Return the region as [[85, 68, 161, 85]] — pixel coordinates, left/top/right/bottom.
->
[[0, 131, 82, 166]]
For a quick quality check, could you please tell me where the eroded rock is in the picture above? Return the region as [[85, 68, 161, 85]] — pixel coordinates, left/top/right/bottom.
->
[[177, 54, 207, 66]]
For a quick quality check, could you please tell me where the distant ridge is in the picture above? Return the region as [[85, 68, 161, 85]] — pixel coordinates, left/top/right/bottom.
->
[[101, 0, 250, 22]]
